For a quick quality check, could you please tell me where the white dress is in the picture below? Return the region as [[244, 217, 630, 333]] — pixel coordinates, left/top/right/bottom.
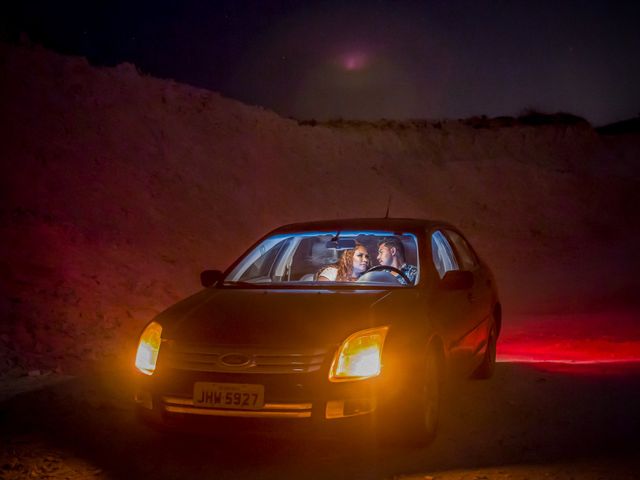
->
[[318, 266, 338, 281]]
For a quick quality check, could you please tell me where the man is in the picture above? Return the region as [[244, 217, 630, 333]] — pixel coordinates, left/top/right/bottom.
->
[[376, 237, 418, 285]]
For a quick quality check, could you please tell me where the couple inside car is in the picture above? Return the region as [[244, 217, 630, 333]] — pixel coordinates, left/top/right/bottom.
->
[[318, 237, 417, 285]]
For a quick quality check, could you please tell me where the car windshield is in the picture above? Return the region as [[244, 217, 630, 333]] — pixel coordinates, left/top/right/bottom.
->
[[225, 231, 419, 287]]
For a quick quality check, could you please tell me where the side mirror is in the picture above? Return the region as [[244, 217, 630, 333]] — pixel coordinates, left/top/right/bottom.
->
[[200, 269, 223, 287], [438, 270, 474, 290]]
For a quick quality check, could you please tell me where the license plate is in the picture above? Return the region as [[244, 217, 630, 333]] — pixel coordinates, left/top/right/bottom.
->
[[193, 382, 265, 410]]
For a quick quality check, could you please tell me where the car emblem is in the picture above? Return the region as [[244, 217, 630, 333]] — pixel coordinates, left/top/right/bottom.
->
[[220, 353, 252, 367]]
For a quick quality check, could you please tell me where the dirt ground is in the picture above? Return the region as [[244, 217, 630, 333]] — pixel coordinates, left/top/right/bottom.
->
[[1, 361, 639, 480]]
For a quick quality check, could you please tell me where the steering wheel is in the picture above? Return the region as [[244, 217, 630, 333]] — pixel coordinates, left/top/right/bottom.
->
[[361, 265, 411, 284]]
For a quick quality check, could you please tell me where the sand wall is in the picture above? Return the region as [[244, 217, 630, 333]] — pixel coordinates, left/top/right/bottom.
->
[[1, 43, 638, 372]]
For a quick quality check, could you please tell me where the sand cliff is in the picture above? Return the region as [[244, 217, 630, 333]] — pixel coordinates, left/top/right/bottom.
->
[[1, 43, 638, 373]]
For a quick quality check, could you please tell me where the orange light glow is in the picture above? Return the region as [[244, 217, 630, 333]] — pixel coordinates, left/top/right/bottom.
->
[[135, 321, 163, 375], [330, 326, 389, 381]]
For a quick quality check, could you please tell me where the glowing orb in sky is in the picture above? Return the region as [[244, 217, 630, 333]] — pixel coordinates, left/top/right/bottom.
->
[[340, 52, 369, 71]]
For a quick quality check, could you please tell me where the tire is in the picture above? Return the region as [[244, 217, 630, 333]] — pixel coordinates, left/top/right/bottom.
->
[[384, 347, 442, 447], [473, 320, 497, 379]]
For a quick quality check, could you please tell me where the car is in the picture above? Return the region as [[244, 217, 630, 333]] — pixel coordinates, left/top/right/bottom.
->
[[133, 218, 501, 444]]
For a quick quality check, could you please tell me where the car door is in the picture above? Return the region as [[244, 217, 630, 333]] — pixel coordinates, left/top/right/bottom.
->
[[444, 229, 494, 361], [427, 229, 477, 374]]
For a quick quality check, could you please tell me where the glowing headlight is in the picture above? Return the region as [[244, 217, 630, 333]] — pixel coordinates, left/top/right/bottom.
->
[[329, 326, 389, 382], [135, 321, 163, 375]]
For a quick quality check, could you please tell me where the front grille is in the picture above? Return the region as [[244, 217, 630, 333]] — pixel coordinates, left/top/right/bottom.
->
[[162, 343, 328, 374]]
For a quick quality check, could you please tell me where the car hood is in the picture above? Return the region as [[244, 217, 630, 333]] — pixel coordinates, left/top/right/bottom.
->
[[156, 287, 392, 348]]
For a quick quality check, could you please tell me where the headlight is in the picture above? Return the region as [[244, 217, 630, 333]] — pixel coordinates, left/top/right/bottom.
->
[[329, 326, 389, 382], [135, 321, 163, 375]]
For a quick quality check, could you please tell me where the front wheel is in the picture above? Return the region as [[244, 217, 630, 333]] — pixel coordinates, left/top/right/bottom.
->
[[384, 348, 442, 446]]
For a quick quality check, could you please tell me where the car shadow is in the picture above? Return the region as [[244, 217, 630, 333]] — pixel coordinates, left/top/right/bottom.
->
[[1, 362, 639, 479]]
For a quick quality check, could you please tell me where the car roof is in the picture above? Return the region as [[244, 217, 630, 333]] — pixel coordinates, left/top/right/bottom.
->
[[271, 218, 457, 234]]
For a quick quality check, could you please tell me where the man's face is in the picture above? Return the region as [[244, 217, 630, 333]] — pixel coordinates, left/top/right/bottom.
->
[[377, 244, 393, 266]]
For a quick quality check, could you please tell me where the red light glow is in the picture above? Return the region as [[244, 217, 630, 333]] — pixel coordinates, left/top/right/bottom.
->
[[496, 310, 640, 365]]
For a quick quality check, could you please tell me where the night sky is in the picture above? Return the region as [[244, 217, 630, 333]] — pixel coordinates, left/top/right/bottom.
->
[[3, 0, 640, 125]]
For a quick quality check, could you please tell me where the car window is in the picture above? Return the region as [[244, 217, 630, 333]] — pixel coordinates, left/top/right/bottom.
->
[[238, 237, 290, 282], [445, 230, 478, 271], [431, 230, 459, 279], [226, 231, 420, 287]]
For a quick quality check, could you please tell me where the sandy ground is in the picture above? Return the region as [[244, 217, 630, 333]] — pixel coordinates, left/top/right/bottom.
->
[[1, 360, 639, 480]]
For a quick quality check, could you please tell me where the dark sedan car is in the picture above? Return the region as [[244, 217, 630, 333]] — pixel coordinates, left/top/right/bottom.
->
[[134, 218, 501, 444]]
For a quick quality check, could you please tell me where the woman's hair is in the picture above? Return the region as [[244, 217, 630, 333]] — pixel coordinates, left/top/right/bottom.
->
[[336, 242, 368, 281]]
